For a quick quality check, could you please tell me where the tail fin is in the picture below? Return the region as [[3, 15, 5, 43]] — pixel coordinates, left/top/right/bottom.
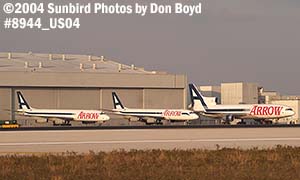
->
[[16, 91, 31, 110], [112, 92, 125, 110], [188, 84, 207, 112]]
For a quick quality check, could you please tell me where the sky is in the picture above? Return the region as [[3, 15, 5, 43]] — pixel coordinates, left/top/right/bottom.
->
[[0, 0, 300, 95]]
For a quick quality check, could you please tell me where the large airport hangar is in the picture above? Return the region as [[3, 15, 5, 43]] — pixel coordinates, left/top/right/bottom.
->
[[0, 52, 187, 124]]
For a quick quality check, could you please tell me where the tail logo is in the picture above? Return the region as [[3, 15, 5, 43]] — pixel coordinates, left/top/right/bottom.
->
[[112, 92, 125, 109], [188, 84, 208, 109], [17, 91, 31, 110]]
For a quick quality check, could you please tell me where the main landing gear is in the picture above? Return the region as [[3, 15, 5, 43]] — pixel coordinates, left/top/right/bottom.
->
[[184, 121, 191, 125], [237, 119, 246, 125]]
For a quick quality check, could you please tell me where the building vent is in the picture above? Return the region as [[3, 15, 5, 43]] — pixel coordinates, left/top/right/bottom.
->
[[38, 62, 42, 68], [118, 64, 122, 72], [131, 64, 135, 70], [80, 63, 84, 71], [8, 53, 11, 60], [49, 54, 53, 61], [101, 56, 105, 61]]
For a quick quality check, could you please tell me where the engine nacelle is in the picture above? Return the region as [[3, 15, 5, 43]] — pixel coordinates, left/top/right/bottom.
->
[[203, 97, 218, 106], [145, 118, 157, 124], [35, 118, 48, 123], [225, 115, 234, 121], [126, 116, 140, 122], [48, 118, 67, 125]]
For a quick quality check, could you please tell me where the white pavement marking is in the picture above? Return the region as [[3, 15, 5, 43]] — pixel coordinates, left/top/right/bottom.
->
[[0, 129, 160, 134], [1, 137, 300, 146]]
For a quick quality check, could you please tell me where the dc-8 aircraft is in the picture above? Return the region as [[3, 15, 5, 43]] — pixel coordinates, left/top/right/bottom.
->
[[111, 92, 199, 125], [16, 91, 110, 126], [189, 84, 295, 124]]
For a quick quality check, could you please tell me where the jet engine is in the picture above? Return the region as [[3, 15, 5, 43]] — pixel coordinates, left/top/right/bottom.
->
[[145, 118, 156, 124], [48, 118, 69, 125], [224, 115, 234, 124], [126, 116, 140, 122], [203, 97, 218, 106], [35, 118, 48, 123], [141, 118, 162, 125]]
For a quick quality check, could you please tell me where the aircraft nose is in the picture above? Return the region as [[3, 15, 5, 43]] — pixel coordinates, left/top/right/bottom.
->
[[291, 111, 295, 116], [104, 115, 110, 121], [192, 113, 199, 120]]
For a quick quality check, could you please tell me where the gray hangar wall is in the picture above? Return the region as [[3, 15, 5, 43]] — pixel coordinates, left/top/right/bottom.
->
[[0, 72, 187, 120]]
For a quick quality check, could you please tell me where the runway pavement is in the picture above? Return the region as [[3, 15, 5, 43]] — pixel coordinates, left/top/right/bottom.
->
[[1, 127, 300, 153]]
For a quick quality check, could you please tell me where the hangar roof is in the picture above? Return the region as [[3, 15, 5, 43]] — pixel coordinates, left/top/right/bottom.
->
[[0, 52, 158, 74]]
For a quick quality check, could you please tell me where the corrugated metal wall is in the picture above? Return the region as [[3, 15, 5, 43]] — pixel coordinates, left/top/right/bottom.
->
[[0, 87, 185, 121]]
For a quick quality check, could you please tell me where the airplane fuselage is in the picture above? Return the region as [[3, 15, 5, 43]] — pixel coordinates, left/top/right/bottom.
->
[[18, 109, 110, 122], [113, 108, 199, 121], [197, 104, 295, 119]]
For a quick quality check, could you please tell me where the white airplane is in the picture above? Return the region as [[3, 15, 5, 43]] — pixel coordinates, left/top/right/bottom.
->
[[16, 91, 110, 126], [111, 92, 199, 125], [188, 84, 295, 124]]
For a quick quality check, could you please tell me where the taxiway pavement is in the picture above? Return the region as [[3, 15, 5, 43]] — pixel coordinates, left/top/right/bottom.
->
[[1, 127, 300, 153]]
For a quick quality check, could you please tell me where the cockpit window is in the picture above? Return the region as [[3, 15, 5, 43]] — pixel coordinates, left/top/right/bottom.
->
[[286, 108, 293, 111]]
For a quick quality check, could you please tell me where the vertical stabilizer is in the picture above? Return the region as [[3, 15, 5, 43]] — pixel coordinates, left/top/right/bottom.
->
[[112, 92, 125, 110], [16, 91, 31, 110], [188, 84, 208, 112]]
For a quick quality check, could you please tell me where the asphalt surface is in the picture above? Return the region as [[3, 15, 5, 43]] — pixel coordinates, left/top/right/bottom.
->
[[1, 127, 300, 153], [2, 124, 300, 131]]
